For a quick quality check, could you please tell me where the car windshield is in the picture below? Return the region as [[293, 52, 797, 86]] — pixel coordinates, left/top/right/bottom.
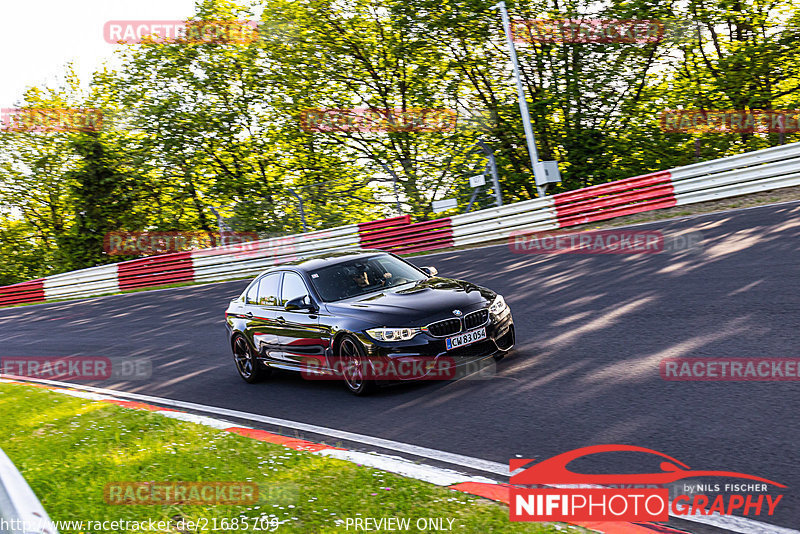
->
[[308, 255, 428, 302]]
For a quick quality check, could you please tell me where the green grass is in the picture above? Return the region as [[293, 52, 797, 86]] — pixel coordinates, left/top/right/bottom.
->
[[0, 384, 572, 534]]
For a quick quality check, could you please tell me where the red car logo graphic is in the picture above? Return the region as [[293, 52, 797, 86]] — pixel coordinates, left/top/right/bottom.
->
[[510, 444, 785, 487]]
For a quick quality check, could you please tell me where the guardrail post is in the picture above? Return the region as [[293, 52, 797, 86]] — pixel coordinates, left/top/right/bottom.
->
[[287, 188, 308, 233], [475, 140, 503, 207]]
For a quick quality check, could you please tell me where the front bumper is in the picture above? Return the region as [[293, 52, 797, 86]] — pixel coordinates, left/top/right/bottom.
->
[[354, 309, 515, 381]]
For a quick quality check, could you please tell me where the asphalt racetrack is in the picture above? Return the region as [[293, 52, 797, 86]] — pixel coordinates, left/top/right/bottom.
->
[[2, 201, 798, 532]]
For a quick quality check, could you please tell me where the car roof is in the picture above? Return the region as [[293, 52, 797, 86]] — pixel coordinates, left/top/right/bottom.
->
[[260, 250, 391, 274]]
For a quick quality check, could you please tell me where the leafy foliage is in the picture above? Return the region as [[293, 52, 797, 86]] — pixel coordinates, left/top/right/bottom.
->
[[1, 0, 799, 281]]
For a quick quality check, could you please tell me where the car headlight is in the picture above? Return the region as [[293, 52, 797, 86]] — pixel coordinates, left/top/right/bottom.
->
[[489, 294, 508, 316], [366, 327, 420, 342]]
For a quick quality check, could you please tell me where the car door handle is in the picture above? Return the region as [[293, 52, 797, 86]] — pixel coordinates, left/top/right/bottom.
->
[[276, 316, 286, 323]]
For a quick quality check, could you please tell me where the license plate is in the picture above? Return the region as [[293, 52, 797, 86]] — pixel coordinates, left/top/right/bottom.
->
[[446, 327, 487, 350]]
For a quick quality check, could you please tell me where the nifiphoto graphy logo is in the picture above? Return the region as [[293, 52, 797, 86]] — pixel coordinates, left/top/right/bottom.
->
[[510, 445, 785, 523]]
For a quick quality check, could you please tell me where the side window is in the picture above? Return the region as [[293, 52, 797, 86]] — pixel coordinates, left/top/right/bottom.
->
[[256, 273, 281, 307], [245, 279, 260, 305], [281, 272, 309, 306]]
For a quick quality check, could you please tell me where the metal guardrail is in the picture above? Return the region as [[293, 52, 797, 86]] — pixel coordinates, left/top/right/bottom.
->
[[450, 197, 557, 247], [551, 171, 676, 227], [670, 142, 800, 181], [0, 448, 56, 534], [359, 216, 454, 254], [0, 281, 45, 307], [2, 141, 799, 306]]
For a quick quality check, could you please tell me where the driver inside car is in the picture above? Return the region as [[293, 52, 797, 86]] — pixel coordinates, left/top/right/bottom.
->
[[350, 266, 392, 289], [351, 269, 371, 288]]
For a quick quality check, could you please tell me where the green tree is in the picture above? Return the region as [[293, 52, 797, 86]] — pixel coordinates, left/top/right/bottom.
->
[[56, 133, 139, 270]]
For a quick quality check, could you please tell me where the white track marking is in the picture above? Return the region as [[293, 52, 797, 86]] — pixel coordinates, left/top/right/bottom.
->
[[317, 449, 497, 486], [56, 389, 114, 401], [157, 410, 250, 430]]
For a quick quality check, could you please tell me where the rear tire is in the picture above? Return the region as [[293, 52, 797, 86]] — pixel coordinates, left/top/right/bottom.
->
[[232, 335, 269, 383], [338, 335, 377, 396]]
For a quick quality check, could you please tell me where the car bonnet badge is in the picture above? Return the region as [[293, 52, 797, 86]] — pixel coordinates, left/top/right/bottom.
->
[[452, 309, 463, 316]]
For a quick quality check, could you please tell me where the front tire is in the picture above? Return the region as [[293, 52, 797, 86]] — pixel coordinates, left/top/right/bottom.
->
[[233, 335, 269, 383], [338, 335, 377, 396]]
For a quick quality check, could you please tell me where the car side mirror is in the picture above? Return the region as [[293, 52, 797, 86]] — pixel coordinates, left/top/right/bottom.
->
[[420, 266, 438, 277], [285, 295, 315, 312]]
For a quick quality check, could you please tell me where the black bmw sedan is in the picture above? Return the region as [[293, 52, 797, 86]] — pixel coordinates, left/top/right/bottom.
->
[[224, 251, 514, 395]]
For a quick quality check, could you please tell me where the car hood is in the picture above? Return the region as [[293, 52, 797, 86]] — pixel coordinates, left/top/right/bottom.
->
[[323, 277, 495, 325]]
